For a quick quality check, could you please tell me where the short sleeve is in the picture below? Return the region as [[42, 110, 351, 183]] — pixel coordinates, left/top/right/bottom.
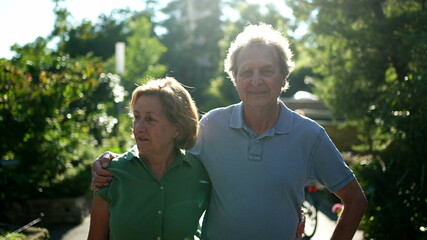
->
[[188, 119, 206, 158], [95, 185, 110, 202], [310, 129, 355, 192]]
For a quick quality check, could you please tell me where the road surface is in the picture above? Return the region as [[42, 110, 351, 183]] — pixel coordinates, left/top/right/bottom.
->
[[48, 211, 363, 240]]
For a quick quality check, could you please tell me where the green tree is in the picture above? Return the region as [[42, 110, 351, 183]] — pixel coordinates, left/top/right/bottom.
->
[[0, 35, 128, 219], [121, 14, 167, 91], [160, 0, 223, 110], [286, 0, 427, 238], [0, 2, 169, 224], [57, 8, 167, 92], [51, 0, 136, 61], [62, 10, 134, 60]]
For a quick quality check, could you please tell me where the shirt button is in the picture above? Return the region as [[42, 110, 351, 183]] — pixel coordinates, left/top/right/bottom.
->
[[157, 237, 161, 240], [158, 210, 162, 214], [160, 186, 164, 190]]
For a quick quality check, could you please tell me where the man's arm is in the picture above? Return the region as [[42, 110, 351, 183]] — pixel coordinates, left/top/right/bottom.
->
[[91, 152, 118, 190], [87, 194, 110, 240], [331, 179, 367, 240]]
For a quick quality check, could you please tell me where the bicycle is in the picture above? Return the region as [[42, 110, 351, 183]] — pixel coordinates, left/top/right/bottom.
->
[[302, 184, 319, 239]]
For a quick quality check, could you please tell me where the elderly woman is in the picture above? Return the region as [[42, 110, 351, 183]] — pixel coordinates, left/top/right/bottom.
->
[[87, 77, 210, 240]]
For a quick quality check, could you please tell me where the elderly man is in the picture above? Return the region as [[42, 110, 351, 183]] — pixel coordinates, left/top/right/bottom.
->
[[93, 23, 367, 239]]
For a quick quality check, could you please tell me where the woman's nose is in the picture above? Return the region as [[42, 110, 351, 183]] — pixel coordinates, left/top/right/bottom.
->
[[134, 119, 145, 132]]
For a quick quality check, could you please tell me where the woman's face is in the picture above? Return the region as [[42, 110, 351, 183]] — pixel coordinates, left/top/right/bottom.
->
[[132, 95, 179, 157]]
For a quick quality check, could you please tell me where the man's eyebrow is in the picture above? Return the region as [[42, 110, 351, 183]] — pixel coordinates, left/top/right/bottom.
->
[[239, 64, 252, 71], [262, 64, 274, 68]]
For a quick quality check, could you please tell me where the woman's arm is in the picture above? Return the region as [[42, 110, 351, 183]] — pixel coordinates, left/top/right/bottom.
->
[[87, 194, 110, 240]]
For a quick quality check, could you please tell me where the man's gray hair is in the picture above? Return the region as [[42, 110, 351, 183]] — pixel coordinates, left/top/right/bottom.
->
[[224, 23, 294, 91]]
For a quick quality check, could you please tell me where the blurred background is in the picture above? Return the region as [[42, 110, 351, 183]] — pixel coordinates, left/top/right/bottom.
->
[[0, 0, 426, 239]]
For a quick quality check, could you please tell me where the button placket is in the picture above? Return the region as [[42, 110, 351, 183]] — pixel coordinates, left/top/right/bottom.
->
[[248, 138, 263, 161], [154, 181, 165, 238]]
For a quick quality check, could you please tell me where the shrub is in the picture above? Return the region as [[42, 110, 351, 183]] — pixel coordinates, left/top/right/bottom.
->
[[0, 44, 131, 218]]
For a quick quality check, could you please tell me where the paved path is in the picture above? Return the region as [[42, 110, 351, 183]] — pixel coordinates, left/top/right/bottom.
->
[[47, 216, 90, 240], [48, 212, 363, 240], [306, 209, 363, 240], [47, 191, 364, 240]]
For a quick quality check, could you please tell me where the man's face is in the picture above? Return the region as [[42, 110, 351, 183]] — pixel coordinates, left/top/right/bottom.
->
[[235, 44, 285, 110]]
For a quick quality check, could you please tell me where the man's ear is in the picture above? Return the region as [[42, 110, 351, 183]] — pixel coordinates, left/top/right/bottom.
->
[[281, 78, 287, 88], [173, 125, 180, 138]]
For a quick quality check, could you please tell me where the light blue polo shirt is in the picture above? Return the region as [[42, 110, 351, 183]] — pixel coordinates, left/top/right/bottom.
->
[[190, 101, 354, 240]]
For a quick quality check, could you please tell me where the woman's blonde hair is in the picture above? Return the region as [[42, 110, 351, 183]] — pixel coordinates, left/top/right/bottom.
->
[[130, 77, 199, 150]]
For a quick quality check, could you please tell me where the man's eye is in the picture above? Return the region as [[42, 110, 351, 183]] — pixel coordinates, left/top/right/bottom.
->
[[240, 70, 252, 77], [134, 115, 140, 120], [262, 70, 273, 76]]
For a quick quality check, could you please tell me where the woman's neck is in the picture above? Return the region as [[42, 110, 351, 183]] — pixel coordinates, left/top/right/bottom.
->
[[140, 149, 176, 179]]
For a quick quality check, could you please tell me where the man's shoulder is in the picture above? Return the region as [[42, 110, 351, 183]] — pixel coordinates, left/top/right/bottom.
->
[[200, 103, 238, 123], [290, 109, 324, 130], [204, 104, 237, 116]]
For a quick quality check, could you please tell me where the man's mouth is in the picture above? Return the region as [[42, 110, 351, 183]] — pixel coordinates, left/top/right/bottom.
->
[[249, 90, 267, 95]]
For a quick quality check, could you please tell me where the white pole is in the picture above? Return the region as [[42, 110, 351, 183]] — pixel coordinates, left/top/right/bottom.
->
[[115, 42, 125, 75]]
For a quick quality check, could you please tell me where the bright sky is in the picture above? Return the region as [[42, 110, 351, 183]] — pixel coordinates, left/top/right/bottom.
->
[[0, 0, 292, 59]]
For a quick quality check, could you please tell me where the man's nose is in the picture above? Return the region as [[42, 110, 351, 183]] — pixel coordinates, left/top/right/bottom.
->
[[251, 71, 262, 85]]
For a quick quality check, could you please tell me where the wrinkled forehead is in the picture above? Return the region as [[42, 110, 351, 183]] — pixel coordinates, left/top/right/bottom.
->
[[132, 94, 166, 115], [237, 44, 279, 68]]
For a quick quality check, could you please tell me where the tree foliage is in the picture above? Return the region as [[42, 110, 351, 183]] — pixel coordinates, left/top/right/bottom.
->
[[0, 33, 130, 216], [0, 5, 170, 216], [4, 1, 426, 235], [58, 8, 167, 92], [121, 14, 167, 91], [286, 0, 427, 238], [62, 9, 134, 60], [160, 0, 223, 110]]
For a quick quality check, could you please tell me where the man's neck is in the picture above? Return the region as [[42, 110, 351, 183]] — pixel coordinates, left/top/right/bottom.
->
[[243, 102, 281, 136]]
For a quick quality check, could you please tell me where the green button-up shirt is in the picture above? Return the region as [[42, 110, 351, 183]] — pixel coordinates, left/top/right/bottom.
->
[[96, 147, 210, 240]]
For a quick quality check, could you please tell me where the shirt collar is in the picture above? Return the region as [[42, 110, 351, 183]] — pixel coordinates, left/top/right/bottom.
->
[[229, 101, 293, 135], [275, 101, 293, 134], [230, 102, 244, 129], [127, 146, 192, 166]]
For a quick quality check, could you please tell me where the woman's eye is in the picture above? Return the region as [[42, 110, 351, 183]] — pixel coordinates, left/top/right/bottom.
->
[[145, 117, 155, 123]]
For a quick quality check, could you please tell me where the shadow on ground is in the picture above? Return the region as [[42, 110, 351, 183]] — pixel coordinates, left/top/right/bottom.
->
[[47, 224, 78, 240]]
